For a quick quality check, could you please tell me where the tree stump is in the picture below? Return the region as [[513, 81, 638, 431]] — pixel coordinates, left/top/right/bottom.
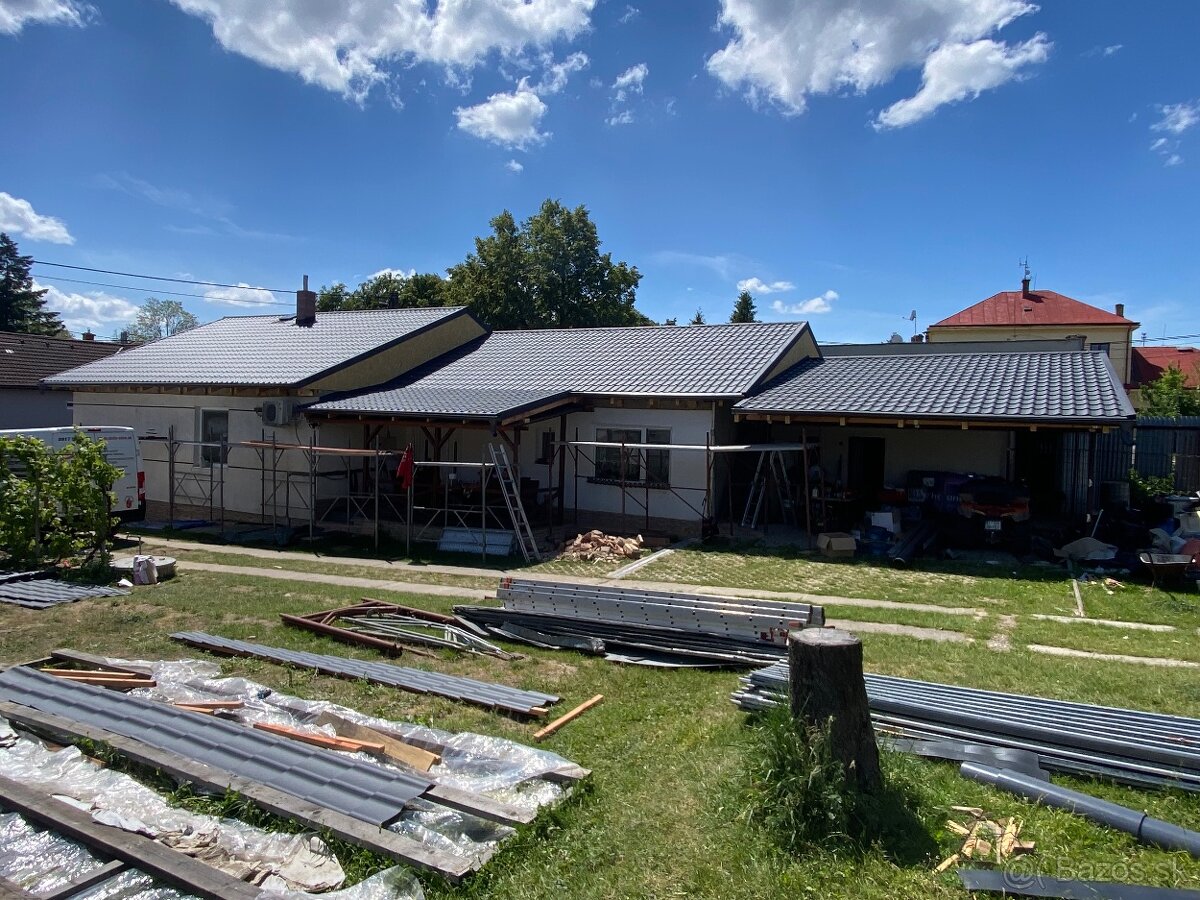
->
[[787, 627, 883, 793]]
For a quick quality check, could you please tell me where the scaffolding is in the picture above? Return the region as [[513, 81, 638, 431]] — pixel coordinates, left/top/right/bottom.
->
[[563, 436, 818, 537]]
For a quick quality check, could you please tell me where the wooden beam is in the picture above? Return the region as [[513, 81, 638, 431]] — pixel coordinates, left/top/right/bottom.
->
[[39, 860, 128, 900], [0, 702, 476, 882], [0, 773, 262, 900]]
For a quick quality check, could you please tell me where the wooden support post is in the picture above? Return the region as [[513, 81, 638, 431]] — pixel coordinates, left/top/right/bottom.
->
[[787, 628, 883, 793]]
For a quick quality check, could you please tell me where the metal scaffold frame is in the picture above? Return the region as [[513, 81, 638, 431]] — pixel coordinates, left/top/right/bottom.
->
[[562, 435, 818, 537]]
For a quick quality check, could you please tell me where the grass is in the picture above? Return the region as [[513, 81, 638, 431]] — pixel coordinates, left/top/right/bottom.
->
[[3, 562, 1200, 895], [1014, 617, 1200, 663], [632, 539, 1200, 625]]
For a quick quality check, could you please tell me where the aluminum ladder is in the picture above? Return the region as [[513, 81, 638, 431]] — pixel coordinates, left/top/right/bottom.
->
[[488, 443, 541, 562], [741, 450, 796, 529]]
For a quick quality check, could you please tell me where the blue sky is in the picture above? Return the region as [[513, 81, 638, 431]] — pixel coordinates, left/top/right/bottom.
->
[[1, 0, 1198, 347]]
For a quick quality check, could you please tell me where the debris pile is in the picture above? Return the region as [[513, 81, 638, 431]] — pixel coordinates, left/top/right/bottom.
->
[[558, 530, 643, 562], [934, 806, 1033, 873]]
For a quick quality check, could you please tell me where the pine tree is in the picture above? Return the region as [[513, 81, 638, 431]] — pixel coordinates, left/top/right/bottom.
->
[[0, 233, 64, 335], [730, 290, 758, 323], [689, 308, 706, 325]]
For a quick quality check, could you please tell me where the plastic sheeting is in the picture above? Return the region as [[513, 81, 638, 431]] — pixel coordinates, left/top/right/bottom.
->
[[0, 737, 344, 893]]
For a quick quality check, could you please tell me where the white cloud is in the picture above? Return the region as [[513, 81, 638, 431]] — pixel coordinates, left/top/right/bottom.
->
[[36, 281, 139, 334], [1103, 43, 1121, 56], [606, 62, 648, 125], [367, 267, 416, 280], [455, 89, 548, 148], [0, 191, 73, 244], [875, 33, 1050, 129], [531, 51, 588, 95], [612, 62, 647, 102], [1148, 100, 1199, 167], [771, 290, 838, 315], [505, 159, 524, 173], [166, 0, 595, 104], [707, 0, 1046, 126], [203, 283, 278, 307], [618, 5, 639, 24], [1152, 101, 1200, 136], [737, 277, 794, 295], [0, 0, 91, 35]]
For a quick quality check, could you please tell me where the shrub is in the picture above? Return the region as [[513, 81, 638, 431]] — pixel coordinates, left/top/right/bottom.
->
[[0, 431, 122, 571]]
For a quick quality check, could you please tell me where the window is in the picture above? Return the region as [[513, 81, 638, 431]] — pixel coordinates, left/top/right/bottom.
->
[[593, 427, 671, 485], [537, 429, 555, 464], [199, 409, 229, 467], [1090, 342, 1111, 356]]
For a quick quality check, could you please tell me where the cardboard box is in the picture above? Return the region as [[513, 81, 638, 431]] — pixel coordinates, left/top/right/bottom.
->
[[869, 510, 901, 535], [817, 532, 856, 558]]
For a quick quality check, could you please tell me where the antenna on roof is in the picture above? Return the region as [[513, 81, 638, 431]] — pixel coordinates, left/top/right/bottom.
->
[[1020, 257, 1031, 280], [905, 309, 918, 336], [1019, 257, 1033, 299]]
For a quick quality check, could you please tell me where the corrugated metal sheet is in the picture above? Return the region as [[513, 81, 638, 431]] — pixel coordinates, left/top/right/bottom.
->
[[0, 575, 128, 610], [170, 632, 560, 715], [0, 666, 432, 826]]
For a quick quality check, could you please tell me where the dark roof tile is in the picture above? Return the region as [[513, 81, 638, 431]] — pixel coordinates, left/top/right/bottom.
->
[[734, 350, 1135, 423], [0, 331, 127, 388]]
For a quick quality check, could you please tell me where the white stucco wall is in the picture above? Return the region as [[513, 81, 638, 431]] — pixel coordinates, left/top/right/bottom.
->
[[71, 391, 320, 518]]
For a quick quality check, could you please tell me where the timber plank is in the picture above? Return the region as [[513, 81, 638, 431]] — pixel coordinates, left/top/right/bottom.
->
[[0, 701, 474, 882], [0, 876, 35, 900], [0, 774, 260, 900], [49, 651, 151, 676], [40, 859, 128, 900]]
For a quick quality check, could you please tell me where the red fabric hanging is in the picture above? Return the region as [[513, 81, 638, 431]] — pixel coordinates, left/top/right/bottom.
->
[[395, 444, 415, 490]]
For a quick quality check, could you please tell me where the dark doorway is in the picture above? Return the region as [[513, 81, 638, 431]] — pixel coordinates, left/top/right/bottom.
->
[[847, 436, 885, 502]]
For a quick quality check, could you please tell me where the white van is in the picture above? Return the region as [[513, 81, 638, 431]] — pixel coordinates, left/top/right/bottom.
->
[[0, 426, 145, 521]]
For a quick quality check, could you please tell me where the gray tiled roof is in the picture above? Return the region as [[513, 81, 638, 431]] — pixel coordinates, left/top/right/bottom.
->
[[43, 308, 469, 387], [309, 322, 810, 420], [734, 350, 1135, 422], [0, 666, 432, 826]]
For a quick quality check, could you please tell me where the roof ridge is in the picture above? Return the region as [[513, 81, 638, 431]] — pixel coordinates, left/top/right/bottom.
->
[[490, 320, 804, 336]]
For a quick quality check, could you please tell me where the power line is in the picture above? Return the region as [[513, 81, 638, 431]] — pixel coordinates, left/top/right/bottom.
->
[[34, 274, 291, 306], [31, 260, 295, 295]]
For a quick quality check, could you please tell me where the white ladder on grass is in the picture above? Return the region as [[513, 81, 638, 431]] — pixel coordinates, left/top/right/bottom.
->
[[741, 451, 797, 528], [488, 443, 542, 563]]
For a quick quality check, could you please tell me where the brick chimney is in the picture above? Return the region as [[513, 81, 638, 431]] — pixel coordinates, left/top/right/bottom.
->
[[1021, 276, 1032, 299], [81, 330, 95, 341], [1115, 303, 1125, 318], [296, 274, 317, 327]]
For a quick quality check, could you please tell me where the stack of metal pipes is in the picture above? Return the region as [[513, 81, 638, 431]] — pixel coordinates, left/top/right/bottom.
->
[[732, 662, 1200, 791]]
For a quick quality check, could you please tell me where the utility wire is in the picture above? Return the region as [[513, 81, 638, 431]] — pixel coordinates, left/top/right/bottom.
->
[[34, 274, 291, 306], [32, 260, 295, 294]]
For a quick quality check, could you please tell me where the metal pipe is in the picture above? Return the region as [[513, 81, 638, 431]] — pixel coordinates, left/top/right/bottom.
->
[[961, 762, 1200, 858]]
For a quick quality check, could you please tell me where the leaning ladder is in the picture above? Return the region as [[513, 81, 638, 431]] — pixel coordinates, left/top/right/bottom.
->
[[488, 443, 542, 563], [742, 451, 797, 529]]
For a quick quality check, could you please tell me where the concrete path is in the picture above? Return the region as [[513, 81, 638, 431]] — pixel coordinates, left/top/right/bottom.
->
[[181, 561, 491, 601], [1026, 644, 1200, 669]]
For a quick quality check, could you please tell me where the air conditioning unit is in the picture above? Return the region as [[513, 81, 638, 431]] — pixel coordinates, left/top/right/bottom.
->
[[260, 399, 296, 427]]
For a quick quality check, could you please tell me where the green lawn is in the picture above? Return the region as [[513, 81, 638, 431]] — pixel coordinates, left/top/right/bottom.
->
[[2, 564, 1200, 897]]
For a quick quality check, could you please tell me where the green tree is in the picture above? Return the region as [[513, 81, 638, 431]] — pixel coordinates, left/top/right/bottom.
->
[[730, 290, 758, 323], [1140, 365, 1200, 418], [689, 308, 706, 325], [446, 199, 649, 329], [0, 232, 64, 335], [125, 298, 198, 342], [317, 272, 448, 312], [663, 317, 678, 326]]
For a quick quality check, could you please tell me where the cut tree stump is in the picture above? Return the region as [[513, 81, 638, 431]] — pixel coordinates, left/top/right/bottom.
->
[[787, 627, 883, 793]]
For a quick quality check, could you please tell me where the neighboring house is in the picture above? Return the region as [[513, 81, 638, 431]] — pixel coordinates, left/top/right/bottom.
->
[[928, 277, 1139, 384], [44, 304, 485, 521], [1128, 345, 1200, 410], [0, 330, 128, 428]]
